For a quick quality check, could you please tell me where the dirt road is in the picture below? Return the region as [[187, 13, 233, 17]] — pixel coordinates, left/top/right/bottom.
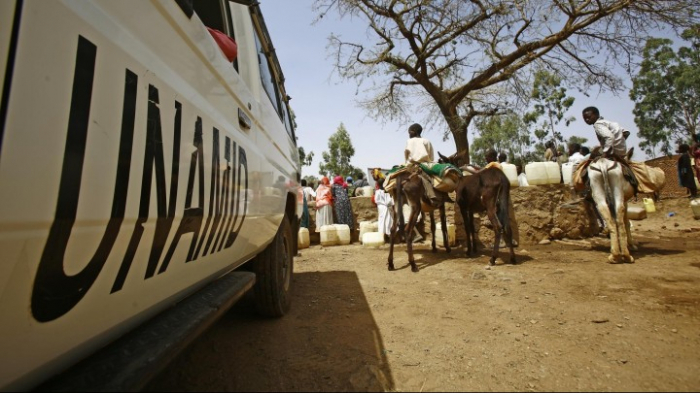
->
[[146, 197, 700, 392]]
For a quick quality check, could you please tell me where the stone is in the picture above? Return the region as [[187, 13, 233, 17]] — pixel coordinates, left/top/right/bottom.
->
[[549, 227, 565, 239]]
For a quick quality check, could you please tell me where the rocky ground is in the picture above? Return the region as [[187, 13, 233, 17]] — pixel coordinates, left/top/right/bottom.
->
[[146, 196, 700, 392]]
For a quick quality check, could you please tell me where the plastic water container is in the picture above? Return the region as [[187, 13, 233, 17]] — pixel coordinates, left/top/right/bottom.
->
[[356, 185, 373, 197], [298, 227, 310, 249], [362, 232, 385, 247], [501, 163, 519, 188], [643, 198, 656, 213], [525, 162, 548, 185], [691, 199, 700, 219], [544, 162, 561, 184], [359, 221, 378, 241], [335, 224, 351, 245], [627, 206, 647, 220], [435, 222, 456, 247], [561, 163, 574, 185], [320, 225, 339, 246]]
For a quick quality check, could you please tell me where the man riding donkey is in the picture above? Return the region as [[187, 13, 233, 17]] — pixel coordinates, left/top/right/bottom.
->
[[382, 123, 462, 271], [573, 106, 665, 217]]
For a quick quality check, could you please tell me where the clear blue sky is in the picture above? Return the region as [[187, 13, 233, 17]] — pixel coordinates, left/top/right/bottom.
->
[[258, 0, 665, 176]]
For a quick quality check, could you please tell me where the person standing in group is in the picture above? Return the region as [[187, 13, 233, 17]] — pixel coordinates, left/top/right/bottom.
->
[[581, 146, 591, 161], [568, 142, 585, 165], [345, 176, 353, 196], [374, 178, 394, 243], [302, 179, 316, 205], [678, 143, 698, 199], [332, 175, 355, 233], [544, 140, 559, 162], [352, 173, 369, 197], [315, 176, 334, 231], [691, 133, 700, 185], [498, 152, 508, 164]]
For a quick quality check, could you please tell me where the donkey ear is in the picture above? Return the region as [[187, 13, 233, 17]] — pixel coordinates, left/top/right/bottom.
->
[[438, 151, 447, 162], [626, 147, 634, 161]]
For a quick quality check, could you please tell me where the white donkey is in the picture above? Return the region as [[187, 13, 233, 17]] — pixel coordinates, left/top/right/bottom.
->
[[588, 157, 637, 263]]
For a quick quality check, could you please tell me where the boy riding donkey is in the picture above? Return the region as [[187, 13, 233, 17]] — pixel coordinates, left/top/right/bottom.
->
[[383, 123, 461, 252], [573, 106, 665, 215]]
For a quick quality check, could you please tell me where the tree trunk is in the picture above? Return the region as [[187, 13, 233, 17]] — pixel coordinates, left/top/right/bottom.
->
[[446, 115, 471, 165]]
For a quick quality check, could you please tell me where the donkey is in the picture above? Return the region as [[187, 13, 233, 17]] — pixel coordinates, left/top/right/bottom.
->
[[386, 165, 452, 272], [438, 152, 516, 265], [588, 157, 636, 263]]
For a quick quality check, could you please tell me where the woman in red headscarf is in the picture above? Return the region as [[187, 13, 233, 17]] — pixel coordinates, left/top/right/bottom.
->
[[331, 175, 355, 233], [315, 177, 334, 232]]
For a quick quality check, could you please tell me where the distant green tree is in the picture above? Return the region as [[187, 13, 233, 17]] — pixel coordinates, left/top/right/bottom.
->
[[319, 123, 360, 177], [471, 113, 531, 166], [524, 70, 576, 159], [630, 26, 700, 157], [303, 175, 320, 187], [298, 146, 314, 169]]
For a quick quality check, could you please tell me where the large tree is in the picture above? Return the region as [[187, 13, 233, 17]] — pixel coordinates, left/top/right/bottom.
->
[[630, 26, 700, 157], [319, 123, 360, 177], [314, 0, 697, 163]]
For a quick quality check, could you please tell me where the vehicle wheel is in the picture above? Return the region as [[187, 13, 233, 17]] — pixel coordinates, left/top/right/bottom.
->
[[250, 216, 293, 317]]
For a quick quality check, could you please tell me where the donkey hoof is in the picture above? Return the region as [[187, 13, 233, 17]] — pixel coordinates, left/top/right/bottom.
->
[[445, 247, 451, 254], [411, 266, 419, 273], [624, 256, 635, 264], [607, 255, 622, 264]]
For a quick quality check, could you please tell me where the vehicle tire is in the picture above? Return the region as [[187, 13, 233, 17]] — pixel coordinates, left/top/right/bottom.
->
[[250, 216, 293, 317]]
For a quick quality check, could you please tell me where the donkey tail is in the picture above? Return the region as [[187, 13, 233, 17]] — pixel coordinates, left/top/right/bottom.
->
[[395, 173, 405, 238], [601, 160, 616, 220], [496, 177, 511, 236]]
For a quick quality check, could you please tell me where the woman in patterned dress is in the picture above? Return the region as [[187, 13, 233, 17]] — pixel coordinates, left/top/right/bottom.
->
[[331, 175, 355, 233]]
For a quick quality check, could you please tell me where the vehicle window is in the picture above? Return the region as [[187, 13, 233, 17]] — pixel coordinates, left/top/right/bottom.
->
[[253, 31, 282, 117], [193, 0, 226, 32], [193, 0, 238, 71], [282, 99, 295, 139]]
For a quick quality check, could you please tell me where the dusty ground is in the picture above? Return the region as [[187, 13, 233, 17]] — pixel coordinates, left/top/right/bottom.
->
[[146, 197, 700, 392]]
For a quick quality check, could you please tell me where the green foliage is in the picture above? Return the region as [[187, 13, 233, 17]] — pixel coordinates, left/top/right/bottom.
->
[[302, 175, 319, 187], [630, 26, 700, 157], [298, 146, 314, 169], [472, 113, 531, 166], [319, 123, 360, 177], [567, 136, 588, 147], [524, 70, 576, 150]]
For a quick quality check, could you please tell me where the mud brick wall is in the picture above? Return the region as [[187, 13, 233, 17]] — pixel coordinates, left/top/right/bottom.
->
[[643, 155, 693, 199]]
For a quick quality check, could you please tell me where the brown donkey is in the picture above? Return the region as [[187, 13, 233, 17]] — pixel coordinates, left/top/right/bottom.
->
[[386, 165, 452, 272], [438, 152, 516, 266]]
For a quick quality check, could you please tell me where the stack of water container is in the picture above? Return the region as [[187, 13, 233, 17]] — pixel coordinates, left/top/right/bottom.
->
[[525, 162, 561, 185], [500, 163, 519, 188], [319, 224, 351, 246], [434, 222, 456, 247], [561, 162, 574, 185], [359, 220, 384, 247], [355, 186, 374, 197]]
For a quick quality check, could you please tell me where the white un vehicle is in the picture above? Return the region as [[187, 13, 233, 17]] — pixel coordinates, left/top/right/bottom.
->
[[0, 0, 300, 390]]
